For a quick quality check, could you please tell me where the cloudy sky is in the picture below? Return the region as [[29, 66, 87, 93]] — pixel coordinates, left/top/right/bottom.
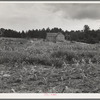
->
[[0, 3, 100, 31]]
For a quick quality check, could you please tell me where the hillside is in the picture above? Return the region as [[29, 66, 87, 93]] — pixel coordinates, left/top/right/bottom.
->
[[0, 37, 100, 93]]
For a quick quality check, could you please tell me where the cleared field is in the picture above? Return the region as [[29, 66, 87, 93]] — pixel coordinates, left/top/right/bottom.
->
[[0, 37, 100, 93]]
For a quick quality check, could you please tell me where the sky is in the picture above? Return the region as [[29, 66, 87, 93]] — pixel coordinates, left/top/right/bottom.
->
[[0, 3, 100, 31]]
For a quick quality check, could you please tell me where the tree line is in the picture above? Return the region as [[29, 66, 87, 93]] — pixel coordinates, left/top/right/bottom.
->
[[0, 27, 63, 39], [65, 25, 100, 44], [0, 25, 100, 44]]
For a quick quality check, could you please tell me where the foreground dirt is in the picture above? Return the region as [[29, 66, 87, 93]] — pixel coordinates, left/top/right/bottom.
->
[[0, 62, 100, 93]]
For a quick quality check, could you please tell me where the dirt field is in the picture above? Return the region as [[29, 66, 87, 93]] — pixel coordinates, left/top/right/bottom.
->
[[0, 37, 100, 93]]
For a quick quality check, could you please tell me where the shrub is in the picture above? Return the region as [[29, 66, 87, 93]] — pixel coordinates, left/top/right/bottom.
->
[[51, 50, 78, 63], [51, 58, 63, 68], [0, 51, 27, 64]]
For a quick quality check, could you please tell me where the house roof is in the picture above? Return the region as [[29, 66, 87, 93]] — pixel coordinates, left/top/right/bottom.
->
[[46, 32, 62, 37]]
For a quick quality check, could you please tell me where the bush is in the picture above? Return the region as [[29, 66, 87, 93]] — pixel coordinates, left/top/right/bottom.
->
[[0, 51, 27, 64], [51, 58, 63, 68], [51, 50, 78, 63]]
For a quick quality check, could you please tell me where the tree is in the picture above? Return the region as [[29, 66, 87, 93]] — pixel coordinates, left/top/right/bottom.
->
[[46, 27, 50, 32], [0, 28, 5, 36], [83, 25, 90, 33], [21, 30, 26, 38]]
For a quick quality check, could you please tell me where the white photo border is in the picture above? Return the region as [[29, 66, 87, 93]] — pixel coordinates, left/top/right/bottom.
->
[[0, 1, 100, 99]]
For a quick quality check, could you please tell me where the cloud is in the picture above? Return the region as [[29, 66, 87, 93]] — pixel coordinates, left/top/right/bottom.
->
[[0, 3, 66, 31], [48, 4, 100, 19], [71, 4, 100, 19], [0, 3, 100, 31], [0, 3, 50, 30]]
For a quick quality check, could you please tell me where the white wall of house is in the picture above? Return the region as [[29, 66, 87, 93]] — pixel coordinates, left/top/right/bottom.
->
[[46, 33, 65, 43], [56, 34, 65, 42]]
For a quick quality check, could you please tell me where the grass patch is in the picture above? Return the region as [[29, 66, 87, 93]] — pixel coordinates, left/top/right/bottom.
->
[[0, 38, 100, 93]]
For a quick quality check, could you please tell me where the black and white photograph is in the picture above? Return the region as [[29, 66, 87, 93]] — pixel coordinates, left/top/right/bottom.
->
[[0, 1, 100, 95]]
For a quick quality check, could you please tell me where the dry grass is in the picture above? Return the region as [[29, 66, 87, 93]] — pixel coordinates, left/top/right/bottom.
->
[[0, 37, 100, 93]]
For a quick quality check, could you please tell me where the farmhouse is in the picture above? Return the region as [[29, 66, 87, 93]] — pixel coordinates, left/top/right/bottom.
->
[[46, 32, 66, 43]]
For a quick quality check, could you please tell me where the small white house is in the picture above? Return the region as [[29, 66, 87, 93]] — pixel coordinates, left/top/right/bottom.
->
[[46, 32, 66, 43]]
